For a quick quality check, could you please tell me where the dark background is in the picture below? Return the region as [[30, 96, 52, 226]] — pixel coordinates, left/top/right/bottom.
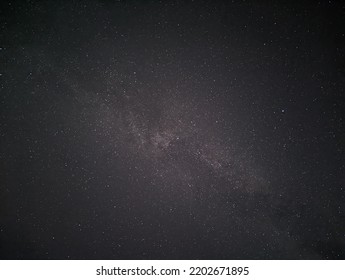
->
[[1, 0, 344, 259]]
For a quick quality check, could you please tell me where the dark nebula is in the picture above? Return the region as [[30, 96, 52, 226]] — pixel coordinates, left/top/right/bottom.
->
[[1, 0, 345, 259]]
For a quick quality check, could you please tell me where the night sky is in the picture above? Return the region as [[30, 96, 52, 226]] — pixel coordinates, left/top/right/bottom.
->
[[1, 0, 345, 259]]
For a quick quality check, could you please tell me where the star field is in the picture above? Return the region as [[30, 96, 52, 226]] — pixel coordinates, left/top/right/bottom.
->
[[1, 0, 345, 259]]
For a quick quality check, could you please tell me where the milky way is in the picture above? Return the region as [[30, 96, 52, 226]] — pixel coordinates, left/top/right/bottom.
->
[[1, 0, 344, 259], [69, 72, 267, 193]]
